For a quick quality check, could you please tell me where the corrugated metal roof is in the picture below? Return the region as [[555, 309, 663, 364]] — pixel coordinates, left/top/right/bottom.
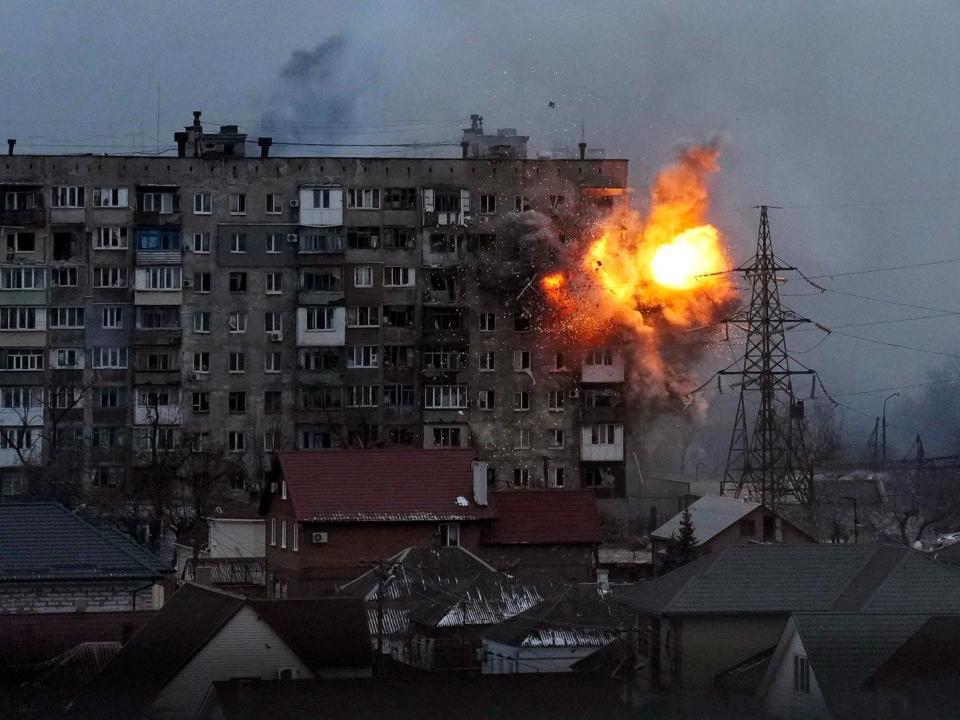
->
[[650, 495, 759, 544], [0, 503, 168, 583]]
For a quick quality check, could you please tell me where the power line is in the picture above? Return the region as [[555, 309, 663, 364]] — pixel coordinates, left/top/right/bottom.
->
[[805, 257, 960, 280], [832, 378, 960, 398]]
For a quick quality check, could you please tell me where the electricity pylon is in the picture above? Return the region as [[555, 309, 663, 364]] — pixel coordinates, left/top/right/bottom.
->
[[720, 206, 815, 509]]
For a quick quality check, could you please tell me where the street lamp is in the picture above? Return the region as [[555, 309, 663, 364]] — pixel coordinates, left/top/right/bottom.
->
[[882, 393, 900, 467], [841, 496, 859, 544]]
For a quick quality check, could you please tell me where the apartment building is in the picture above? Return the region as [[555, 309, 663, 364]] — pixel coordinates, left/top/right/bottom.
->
[[0, 113, 630, 510]]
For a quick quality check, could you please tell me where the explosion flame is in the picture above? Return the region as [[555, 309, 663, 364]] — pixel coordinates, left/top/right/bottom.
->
[[541, 141, 737, 399]]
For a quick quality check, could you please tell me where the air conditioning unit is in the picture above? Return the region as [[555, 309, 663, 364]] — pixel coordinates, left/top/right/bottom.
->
[[269, 331, 283, 342], [568, 388, 580, 399], [312, 531, 328, 544], [286, 233, 299, 243], [189, 373, 200, 381], [183, 279, 192, 288], [277, 668, 299, 680], [289, 199, 300, 208]]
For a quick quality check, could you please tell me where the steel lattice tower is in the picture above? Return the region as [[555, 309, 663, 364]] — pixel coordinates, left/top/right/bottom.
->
[[720, 206, 815, 509]]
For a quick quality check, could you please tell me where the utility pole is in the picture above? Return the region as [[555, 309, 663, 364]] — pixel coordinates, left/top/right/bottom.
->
[[720, 206, 817, 510], [882, 392, 899, 467], [363, 559, 395, 677], [868, 417, 880, 470]]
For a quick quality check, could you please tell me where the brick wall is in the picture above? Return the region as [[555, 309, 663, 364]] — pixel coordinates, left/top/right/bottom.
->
[[0, 581, 159, 615]]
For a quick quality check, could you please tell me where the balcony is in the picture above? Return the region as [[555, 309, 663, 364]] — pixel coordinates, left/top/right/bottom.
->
[[0, 208, 45, 226], [134, 209, 181, 227], [135, 250, 182, 265]]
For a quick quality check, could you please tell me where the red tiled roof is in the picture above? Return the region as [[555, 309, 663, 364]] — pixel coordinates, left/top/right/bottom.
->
[[277, 450, 496, 522], [483, 491, 602, 545]]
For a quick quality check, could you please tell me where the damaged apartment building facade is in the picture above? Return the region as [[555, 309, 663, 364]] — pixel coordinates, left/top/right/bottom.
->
[[0, 113, 630, 512]]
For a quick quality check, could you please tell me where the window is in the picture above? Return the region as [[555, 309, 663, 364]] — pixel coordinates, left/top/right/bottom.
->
[[586, 349, 614, 365], [7, 231, 36, 253], [383, 384, 415, 407], [311, 187, 334, 208], [305, 307, 335, 331], [347, 227, 380, 249], [382, 345, 414, 368], [424, 385, 468, 409], [53, 233, 73, 260], [512, 350, 531, 371], [384, 188, 416, 209], [230, 193, 246, 215], [280, 520, 287, 549], [429, 234, 457, 253], [266, 193, 283, 214], [299, 386, 342, 410], [48, 307, 84, 329], [192, 233, 211, 253], [142, 266, 182, 290], [90, 466, 126, 489], [263, 431, 278, 452], [514, 391, 530, 411], [264, 312, 283, 333], [513, 467, 530, 487], [548, 391, 565, 412], [93, 267, 127, 288], [192, 392, 210, 413], [0, 387, 42, 409], [228, 391, 247, 413], [230, 234, 247, 254], [548, 429, 565, 448], [439, 524, 460, 547], [192, 352, 210, 373], [793, 655, 810, 693], [6, 350, 44, 370], [299, 269, 342, 292], [346, 346, 379, 368], [553, 353, 566, 371], [91, 427, 127, 448], [192, 311, 210, 333], [292, 522, 299, 552], [264, 390, 282, 414], [270, 518, 277, 546], [513, 312, 531, 332], [353, 266, 374, 288], [93, 227, 128, 250], [265, 351, 282, 373], [432, 426, 462, 448], [383, 227, 417, 249], [144, 352, 172, 371], [136, 229, 180, 252], [480, 193, 496, 214], [193, 192, 212, 214], [229, 352, 245, 373], [50, 267, 78, 287], [549, 194, 565, 209], [98, 387, 123, 408], [515, 428, 531, 449], [228, 431, 245, 452], [139, 191, 176, 214], [548, 466, 566, 488], [300, 228, 343, 253], [228, 311, 247, 333], [136, 306, 180, 330], [299, 348, 340, 371], [514, 195, 530, 213], [383, 306, 414, 327], [92, 347, 128, 369], [228, 272, 247, 293], [739, 519, 756, 537], [50, 386, 82, 408], [51, 348, 82, 369], [478, 390, 495, 410], [265, 233, 282, 254], [3, 190, 40, 210], [479, 312, 496, 332], [347, 306, 380, 328], [590, 424, 620, 445], [346, 187, 381, 209], [346, 385, 379, 407], [1, 267, 44, 289], [91, 187, 127, 208], [51, 186, 85, 208], [99, 306, 122, 330], [383, 266, 413, 287]]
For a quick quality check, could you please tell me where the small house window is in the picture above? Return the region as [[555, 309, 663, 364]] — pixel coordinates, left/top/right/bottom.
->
[[281, 520, 287, 549], [439, 523, 460, 547], [793, 654, 810, 693], [270, 518, 276, 546]]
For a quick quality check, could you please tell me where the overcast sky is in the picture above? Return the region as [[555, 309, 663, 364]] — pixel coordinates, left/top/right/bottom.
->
[[3, 0, 960, 456]]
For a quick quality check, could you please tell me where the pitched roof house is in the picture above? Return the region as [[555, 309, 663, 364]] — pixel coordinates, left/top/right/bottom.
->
[[0, 502, 170, 616], [650, 495, 816, 572], [261, 450, 496, 595], [620, 543, 960, 692], [480, 490, 602, 581], [73, 583, 372, 719]]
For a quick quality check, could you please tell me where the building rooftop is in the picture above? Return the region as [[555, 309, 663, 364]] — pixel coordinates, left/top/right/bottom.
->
[[272, 450, 495, 522], [0, 503, 168, 583], [866, 615, 960, 689], [650, 495, 760, 544], [622, 543, 960, 616], [483, 490, 602, 545]]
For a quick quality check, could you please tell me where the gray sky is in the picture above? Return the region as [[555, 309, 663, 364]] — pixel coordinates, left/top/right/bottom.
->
[[3, 0, 960, 456]]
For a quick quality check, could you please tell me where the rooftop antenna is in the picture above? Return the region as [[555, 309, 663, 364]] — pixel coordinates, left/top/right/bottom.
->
[[156, 83, 161, 155]]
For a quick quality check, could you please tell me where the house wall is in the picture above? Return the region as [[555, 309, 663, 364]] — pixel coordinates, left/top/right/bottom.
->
[[673, 614, 789, 690], [706, 508, 815, 553], [761, 627, 830, 720], [208, 518, 265, 558], [0, 580, 162, 614], [481, 639, 600, 674], [478, 544, 596, 582], [152, 604, 317, 719]]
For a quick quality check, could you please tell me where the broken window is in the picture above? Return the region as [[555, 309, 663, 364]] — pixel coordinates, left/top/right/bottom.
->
[[384, 188, 416, 210], [298, 348, 341, 371], [383, 345, 415, 368], [347, 227, 380, 249], [383, 306, 414, 328], [53, 232, 73, 260], [429, 234, 457, 253], [513, 312, 531, 332], [478, 390, 495, 410], [228, 272, 247, 293], [383, 227, 417, 249], [300, 269, 341, 292]]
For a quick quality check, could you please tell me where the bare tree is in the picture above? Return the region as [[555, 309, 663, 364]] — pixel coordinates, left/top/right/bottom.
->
[[885, 468, 960, 545]]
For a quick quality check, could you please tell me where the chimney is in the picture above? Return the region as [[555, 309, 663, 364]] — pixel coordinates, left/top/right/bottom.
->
[[258, 137, 273, 158], [174, 132, 188, 158], [192, 110, 202, 129], [461, 141, 470, 159], [470, 114, 483, 132], [471, 461, 488, 506], [6, 139, 14, 156], [578, 142, 587, 160]]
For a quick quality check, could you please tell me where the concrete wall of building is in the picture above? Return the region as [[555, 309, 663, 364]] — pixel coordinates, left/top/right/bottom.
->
[[0, 580, 162, 614], [478, 544, 596, 582]]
